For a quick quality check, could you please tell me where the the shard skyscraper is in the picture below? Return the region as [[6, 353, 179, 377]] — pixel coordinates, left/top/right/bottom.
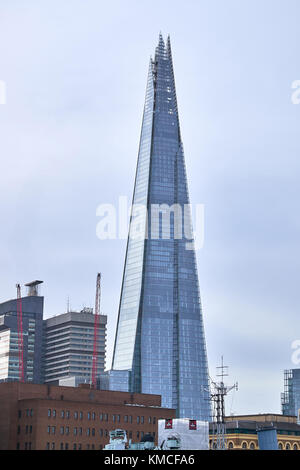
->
[[112, 35, 211, 420]]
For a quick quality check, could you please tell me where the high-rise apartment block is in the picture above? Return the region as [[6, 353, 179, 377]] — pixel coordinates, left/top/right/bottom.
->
[[0, 281, 44, 384], [44, 309, 107, 385]]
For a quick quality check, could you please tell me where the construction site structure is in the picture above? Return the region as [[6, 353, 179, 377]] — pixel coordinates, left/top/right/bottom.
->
[[91, 273, 101, 388], [210, 357, 238, 450], [16, 284, 24, 383]]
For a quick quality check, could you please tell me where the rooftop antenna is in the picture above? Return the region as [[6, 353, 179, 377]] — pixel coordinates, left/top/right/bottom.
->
[[210, 356, 238, 450]]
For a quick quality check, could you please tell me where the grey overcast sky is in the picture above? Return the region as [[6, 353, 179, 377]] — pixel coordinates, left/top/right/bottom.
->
[[0, 0, 300, 415]]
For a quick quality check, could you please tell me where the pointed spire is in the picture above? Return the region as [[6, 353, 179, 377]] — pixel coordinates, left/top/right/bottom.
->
[[166, 34, 172, 58], [158, 31, 165, 48]]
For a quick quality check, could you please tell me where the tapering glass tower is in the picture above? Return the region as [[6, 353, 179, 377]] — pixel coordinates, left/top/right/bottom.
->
[[112, 34, 211, 420]]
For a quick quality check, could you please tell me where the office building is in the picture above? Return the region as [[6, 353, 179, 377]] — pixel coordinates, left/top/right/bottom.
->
[[0, 281, 44, 384], [0, 381, 175, 450], [112, 34, 210, 420], [44, 309, 107, 385], [281, 369, 300, 419]]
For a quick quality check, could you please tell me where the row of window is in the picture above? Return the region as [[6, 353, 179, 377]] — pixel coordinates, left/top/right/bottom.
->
[[18, 409, 33, 418], [47, 409, 157, 424], [45, 443, 103, 450], [46, 426, 155, 440], [17, 425, 32, 435]]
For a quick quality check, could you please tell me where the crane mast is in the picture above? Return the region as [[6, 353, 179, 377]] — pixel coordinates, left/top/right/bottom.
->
[[16, 284, 24, 383], [91, 273, 101, 388]]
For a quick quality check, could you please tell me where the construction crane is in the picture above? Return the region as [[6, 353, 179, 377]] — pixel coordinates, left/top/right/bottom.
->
[[16, 284, 24, 383], [91, 273, 101, 388]]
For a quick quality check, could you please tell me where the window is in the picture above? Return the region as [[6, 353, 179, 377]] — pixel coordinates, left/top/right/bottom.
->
[[25, 425, 28, 434], [88, 412, 91, 420], [78, 444, 82, 450], [99, 429, 103, 437], [286, 443, 291, 450], [61, 411, 65, 418], [30, 409, 33, 417], [66, 426, 69, 435], [141, 416, 144, 424], [148, 417, 151, 424], [74, 427, 77, 436], [46, 442, 50, 450], [48, 409, 51, 418], [137, 431, 140, 439], [249, 442, 255, 450], [153, 417, 156, 424], [92, 412, 95, 420], [74, 411, 78, 420], [60, 443, 64, 450], [137, 416, 140, 424], [129, 416, 132, 424], [100, 413, 103, 421], [293, 444, 298, 450], [18, 410, 22, 419], [51, 443, 55, 450], [91, 444, 95, 450], [47, 426, 50, 434], [65, 443, 69, 450], [241, 442, 248, 449], [60, 427, 64, 435], [26, 409, 29, 417], [124, 415, 128, 423], [129, 431, 132, 438], [92, 428, 95, 436], [117, 415, 120, 423], [73, 444, 77, 450], [51, 426, 56, 435], [228, 442, 234, 449], [79, 427, 82, 436], [53, 410, 56, 418], [17, 425, 20, 435], [66, 411, 70, 419], [87, 428, 90, 436]]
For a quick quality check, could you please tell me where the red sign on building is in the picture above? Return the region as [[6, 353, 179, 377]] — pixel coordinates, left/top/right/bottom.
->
[[165, 419, 173, 429], [189, 420, 197, 430]]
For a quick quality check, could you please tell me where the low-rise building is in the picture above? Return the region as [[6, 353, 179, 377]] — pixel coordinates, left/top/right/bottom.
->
[[209, 414, 300, 450], [0, 381, 176, 450]]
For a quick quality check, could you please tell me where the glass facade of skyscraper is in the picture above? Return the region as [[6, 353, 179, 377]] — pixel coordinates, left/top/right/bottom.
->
[[282, 369, 300, 419], [112, 35, 211, 421]]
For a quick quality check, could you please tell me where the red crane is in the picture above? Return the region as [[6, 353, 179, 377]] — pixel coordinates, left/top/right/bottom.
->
[[16, 284, 24, 382], [91, 273, 101, 388]]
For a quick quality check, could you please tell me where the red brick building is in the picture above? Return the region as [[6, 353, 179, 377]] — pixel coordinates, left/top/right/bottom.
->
[[0, 382, 176, 450]]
